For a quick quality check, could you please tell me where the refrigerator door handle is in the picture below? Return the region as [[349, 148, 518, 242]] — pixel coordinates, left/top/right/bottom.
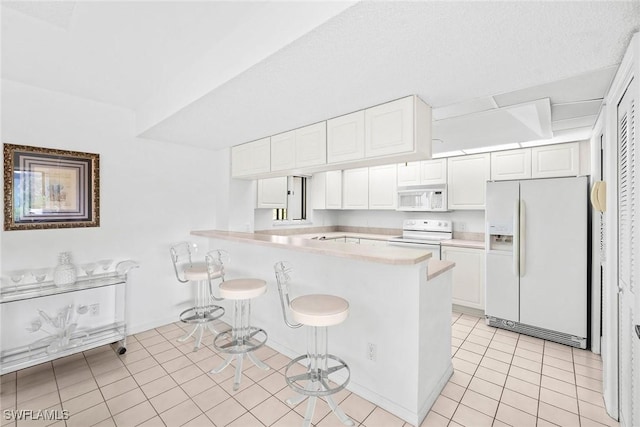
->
[[513, 200, 520, 276], [520, 200, 526, 277]]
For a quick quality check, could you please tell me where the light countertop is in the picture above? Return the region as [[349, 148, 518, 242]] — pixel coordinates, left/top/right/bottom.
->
[[441, 239, 485, 250], [191, 230, 432, 265]]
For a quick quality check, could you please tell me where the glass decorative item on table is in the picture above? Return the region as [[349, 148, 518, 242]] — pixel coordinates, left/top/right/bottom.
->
[[26, 304, 89, 354], [53, 252, 77, 287], [31, 268, 49, 286], [80, 263, 97, 279], [9, 270, 25, 289], [97, 259, 113, 275]]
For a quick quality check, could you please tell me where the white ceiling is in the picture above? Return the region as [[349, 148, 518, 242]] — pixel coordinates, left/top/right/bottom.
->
[[2, 1, 640, 154]]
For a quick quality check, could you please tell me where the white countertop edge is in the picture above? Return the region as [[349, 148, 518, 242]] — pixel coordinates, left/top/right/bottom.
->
[[427, 259, 456, 280], [191, 230, 432, 265]]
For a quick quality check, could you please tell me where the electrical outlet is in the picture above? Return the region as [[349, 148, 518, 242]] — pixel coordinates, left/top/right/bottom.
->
[[458, 222, 466, 232], [89, 303, 100, 316], [367, 342, 377, 361]]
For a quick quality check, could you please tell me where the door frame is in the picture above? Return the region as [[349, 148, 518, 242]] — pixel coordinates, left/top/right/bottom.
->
[[602, 32, 638, 421]]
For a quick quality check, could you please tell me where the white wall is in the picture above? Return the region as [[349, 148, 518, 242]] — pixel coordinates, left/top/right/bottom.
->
[[335, 209, 486, 233], [1, 79, 218, 334]]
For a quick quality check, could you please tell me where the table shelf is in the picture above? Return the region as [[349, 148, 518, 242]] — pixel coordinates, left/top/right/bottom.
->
[[0, 260, 138, 375]]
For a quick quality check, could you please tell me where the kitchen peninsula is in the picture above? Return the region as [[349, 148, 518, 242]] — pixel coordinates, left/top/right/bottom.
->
[[191, 229, 454, 426]]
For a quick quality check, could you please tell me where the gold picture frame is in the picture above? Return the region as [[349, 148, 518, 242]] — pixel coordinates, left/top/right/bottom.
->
[[3, 143, 100, 231]]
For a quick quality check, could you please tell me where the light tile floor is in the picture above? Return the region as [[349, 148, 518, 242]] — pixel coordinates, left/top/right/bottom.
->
[[0, 312, 619, 427]]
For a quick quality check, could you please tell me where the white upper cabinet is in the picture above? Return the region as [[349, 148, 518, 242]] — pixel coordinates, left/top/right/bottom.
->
[[311, 170, 342, 209], [270, 130, 296, 172], [296, 122, 327, 168], [256, 177, 287, 208], [271, 123, 327, 172], [447, 153, 491, 210], [420, 158, 447, 185], [342, 168, 369, 210], [531, 142, 580, 178], [368, 164, 398, 210], [397, 158, 446, 186], [326, 170, 343, 209], [232, 95, 431, 178], [231, 137, 271, 178], [397, 162, 421, 186], [365, 96, 416, 158], [491, 148, 532, 181], [327, 111, 365, 164]]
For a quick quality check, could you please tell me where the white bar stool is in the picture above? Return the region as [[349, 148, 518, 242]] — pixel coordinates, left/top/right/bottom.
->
[[170, 242, 224, 352], [274, 261, 354, 427], [207, 250, 270, 391]]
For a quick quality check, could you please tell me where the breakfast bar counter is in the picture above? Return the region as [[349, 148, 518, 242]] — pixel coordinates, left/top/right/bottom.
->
[[191, 229, 453, 426], [191, 229, 432, 265]]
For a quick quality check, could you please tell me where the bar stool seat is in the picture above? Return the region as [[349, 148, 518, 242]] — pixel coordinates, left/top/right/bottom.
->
[[183, 263, 221, 281], [290, 295, 349, 327], [219, 278, 266, 300]]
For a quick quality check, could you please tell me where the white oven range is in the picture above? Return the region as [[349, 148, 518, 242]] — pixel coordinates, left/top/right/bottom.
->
[[388, 219, 453, 260]]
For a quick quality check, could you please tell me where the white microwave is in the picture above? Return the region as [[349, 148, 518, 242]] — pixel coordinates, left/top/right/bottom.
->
[[397, 186, 448, 211]]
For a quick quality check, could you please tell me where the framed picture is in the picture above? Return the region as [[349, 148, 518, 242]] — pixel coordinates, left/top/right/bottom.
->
[[3, 144, 100, 231]]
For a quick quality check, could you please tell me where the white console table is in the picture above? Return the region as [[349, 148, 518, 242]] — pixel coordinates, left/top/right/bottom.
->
[[0, 260, 138, 375]]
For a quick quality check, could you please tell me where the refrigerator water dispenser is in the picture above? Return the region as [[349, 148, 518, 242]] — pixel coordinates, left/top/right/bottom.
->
[[488, 221, 514, 251]]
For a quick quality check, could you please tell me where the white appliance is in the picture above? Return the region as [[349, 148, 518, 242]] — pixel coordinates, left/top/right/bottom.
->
[[388, 219, 452, 259], [485, 176, 588, 349], [397, 186, 447, 212]]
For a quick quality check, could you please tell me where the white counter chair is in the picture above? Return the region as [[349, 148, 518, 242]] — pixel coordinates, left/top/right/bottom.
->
[[207, 249, 270, 391], [170, 242, 225, 352], [274, 261, 354, 427]]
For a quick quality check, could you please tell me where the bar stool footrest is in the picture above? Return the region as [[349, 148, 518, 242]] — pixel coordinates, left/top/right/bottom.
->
[[213, 327, 268, 354], [284, 354, 350, 397], [179, 305, 225, 324]]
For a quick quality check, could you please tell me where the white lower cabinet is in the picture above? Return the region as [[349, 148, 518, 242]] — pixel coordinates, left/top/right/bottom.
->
[[256, 177, 287, 208], [342, 168, 369, 209], [441, 246, 485, 310], [368, 164, 397, 210]]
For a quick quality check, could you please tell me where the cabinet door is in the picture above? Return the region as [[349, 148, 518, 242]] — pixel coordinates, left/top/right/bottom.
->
[[447, 153, 491, 210], [491, 148, 532, 181], [327, 111, 365, 163], [442, 246, 485, 310], [231, 137, 271, 177], [326, 170, 343, 209], [271, 130, 296, 172], [296, 122, 326, 168], [365, 96, 415, 158], [420, 158, 447, 185], [256, 177, 287, 208], [531, 142, 580, 178], [368, 164, 398, 210], [342, 168, 369, 210], [397, 162, 421, 186]]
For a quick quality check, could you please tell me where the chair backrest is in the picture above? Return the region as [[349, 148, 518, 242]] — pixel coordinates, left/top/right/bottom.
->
[[274, 261, 302, 329], [169, 241, 196, 283], [205, 249, 230, 282], [204, 249, 229, 301]]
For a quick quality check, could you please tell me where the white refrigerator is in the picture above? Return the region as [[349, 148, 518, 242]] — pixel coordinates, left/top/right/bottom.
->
[[485, 176, 588, 348]]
